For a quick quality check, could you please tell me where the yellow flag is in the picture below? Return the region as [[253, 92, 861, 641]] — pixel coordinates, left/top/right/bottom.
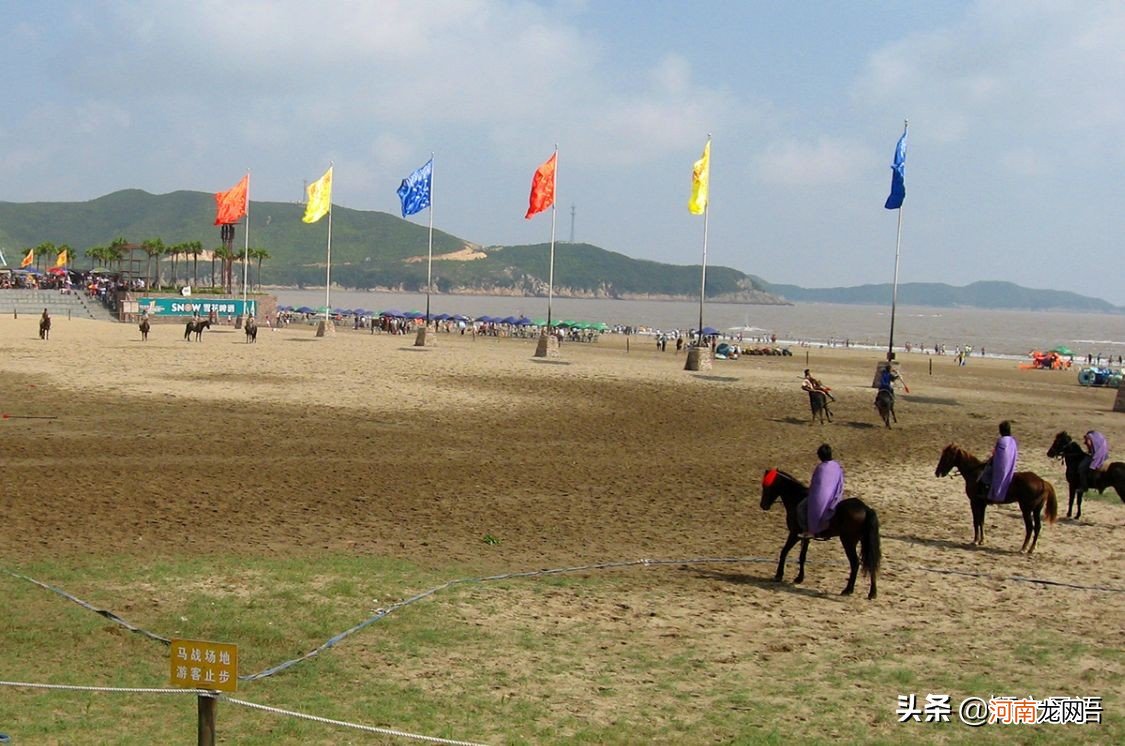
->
[[688, 139, 710, 215], [303, 166, 333, 223], [20, 248, 34, 268], [55, 249, 68, 267]]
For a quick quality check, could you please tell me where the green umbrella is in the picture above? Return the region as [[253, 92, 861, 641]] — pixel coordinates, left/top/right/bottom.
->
[[591, 321, 609, 331], [1049, 346, 1074, 356]]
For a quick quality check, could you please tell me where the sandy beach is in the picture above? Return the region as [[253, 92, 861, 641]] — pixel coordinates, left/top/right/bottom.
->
[[1, 314, 1122, 742]]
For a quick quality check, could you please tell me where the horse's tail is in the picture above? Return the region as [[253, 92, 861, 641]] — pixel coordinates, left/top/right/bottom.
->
[[1043, 480, 1058, 524], [860, 507, 881, 578]]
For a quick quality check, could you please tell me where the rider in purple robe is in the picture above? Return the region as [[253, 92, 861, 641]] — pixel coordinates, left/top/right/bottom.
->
[[1079, 431, 1109, 490], [800, 443, 844, 538], [979, 420, 1018, 502]]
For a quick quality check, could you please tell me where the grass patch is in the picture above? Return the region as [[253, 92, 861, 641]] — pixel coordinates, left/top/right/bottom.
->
[[0, 556, 1120, 744]]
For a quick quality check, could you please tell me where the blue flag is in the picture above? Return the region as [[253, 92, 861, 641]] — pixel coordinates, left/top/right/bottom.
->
[[884, 128, 907, 210], [397, 158, 433, 217]]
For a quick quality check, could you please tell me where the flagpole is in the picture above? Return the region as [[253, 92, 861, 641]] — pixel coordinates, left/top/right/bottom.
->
[[547, 144, 558, 330], [697, 134, 711, 344], [242, 170, 251, 319], [426, 152, 434, 325], [325, 162, 334, 326], [886, 120, 907, 362], [887, 205, 904, 361]]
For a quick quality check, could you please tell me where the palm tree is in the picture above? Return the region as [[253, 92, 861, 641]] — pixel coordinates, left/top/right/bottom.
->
[[188, 241, 203, 288], [166, 242, 182, 287], [210, 246, 221, 290], [213, 245, 236, 294], [140, 238, 165, 290], [85, 246, 105, 267], [35, 242, 56, 272], [108, 237, 129, 273], [248, 247, 271, 290]]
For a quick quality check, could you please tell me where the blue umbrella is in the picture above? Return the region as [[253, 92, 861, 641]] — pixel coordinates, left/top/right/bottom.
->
[[432, 312, 450, 321], [501, 315, 520, 325], [380, 309, 404, 317], [295, 306, 314, 314], [477, 315, 494, 323], [452, 314, 470, 322], [700, 326, 721, 336]]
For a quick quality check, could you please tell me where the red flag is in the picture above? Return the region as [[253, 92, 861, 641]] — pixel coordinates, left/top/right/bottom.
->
[[524, 152, 557, 219], [214, 175, 249, 225]]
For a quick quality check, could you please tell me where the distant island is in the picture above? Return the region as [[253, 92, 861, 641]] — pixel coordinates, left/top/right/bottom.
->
[[1, 189, 1120, 313]]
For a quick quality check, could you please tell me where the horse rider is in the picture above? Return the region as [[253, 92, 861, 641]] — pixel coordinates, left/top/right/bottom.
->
[[978, 420, 1018, 502], [1079, 431, 1109, 491], [876, 365, 903, 404], [798, 443, 845, 540], [802, 369, 835, 402]]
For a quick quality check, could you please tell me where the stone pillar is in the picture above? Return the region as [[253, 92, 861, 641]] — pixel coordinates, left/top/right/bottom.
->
[[414, 326, 436, 347], [315, 319, 336, 337], [534, 333, 561, 358], [1114, 383, 1125, 413], [684, 345, 713, 371]]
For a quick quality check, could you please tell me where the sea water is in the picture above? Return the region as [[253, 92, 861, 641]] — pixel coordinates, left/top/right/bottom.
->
[[275, 289, 1125, 361]]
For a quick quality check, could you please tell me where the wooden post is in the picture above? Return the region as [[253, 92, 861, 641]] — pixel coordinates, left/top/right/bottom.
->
[[198, 694, 217, 746], [1114, 384, 1125, 413], [929, 358, 933, 376]]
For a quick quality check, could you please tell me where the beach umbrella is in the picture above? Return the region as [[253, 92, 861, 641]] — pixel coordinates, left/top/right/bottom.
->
[[700, 326, 721, 336], [500, 315, 520, 325], [452, 314, 470, 322], [477, 315, 494, 323], [532, 318, 547, 326], [592, 322, 609, 331], [380, 309, 404, 317], [432, 313, 449, 321], [295, 306, 314, 314], [1050, 346, 1074, 356], [515, 316, 533, 326]]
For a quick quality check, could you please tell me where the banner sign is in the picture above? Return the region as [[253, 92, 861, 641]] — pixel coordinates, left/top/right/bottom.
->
[[138, 297, 257, 317]]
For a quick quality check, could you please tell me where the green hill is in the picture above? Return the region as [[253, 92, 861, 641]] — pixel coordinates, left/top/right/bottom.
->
[[762, 280, 1122, 313], [0, 189, 780, 303], [2, 190, 1119, 312]]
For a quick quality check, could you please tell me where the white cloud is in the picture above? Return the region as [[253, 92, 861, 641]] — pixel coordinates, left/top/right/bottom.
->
[[854, 1, 1125, 153], [754, 139, 874, 187]]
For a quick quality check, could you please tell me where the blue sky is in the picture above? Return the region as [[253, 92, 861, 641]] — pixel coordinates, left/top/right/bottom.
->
[[2, 1, 1123, 305]]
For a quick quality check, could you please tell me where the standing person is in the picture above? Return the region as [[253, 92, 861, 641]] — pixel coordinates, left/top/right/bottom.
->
[[1079, 431, 1109, 491], [799, 444, 844, 539], [979, 421, 1018, 502]]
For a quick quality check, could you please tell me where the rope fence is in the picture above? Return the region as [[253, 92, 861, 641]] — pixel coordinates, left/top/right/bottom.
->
[[5, 550, 1123, 684], [0, 680, 486, 745]]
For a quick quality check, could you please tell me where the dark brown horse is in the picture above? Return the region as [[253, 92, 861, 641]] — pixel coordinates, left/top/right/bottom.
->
[[760, 469, 881, 599], [934, 444, 1057, 553], [874, 389, 895, 428], [807, 390, 832, 424], [184, 318, 210, 341], [1047, 431, 1125, 519], [39, 313, 51, 340], [139, 317, 150, 341], [244, 316, 257, 343]]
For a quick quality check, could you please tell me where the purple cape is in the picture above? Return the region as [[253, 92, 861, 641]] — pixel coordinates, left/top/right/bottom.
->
[[808, 460, 844, 534], [988, 435, 1018, 502], [1087, 431, 1108, 470]]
